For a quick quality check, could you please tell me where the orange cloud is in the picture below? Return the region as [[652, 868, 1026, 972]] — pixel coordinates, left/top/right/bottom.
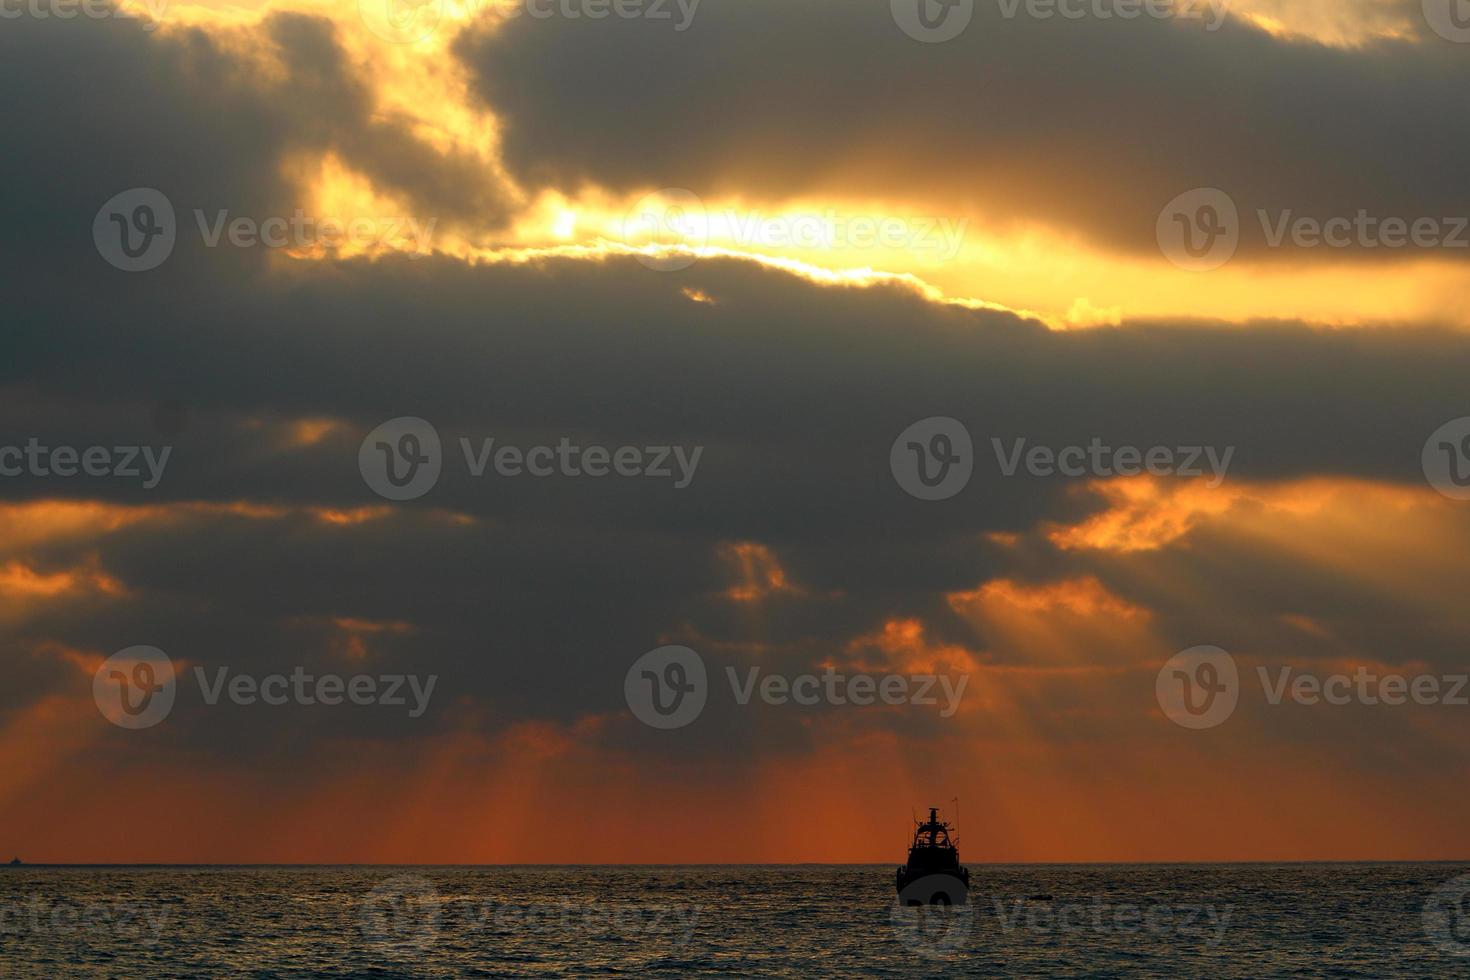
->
[[838, 618, 979, 676], [1046, 476, 1240, 552], [718, 541, 807, 603], [0, 557, 129, 624], [329, 616, 416, 660], [948, 575, 1160, 670], [1046, 475, 1433, 553], [952, 576, 1150, 620], [310, 505, 394, 525], [0, 499, 156, 551]]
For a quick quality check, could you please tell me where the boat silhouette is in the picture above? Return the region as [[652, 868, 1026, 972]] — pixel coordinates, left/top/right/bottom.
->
[[895, 807, 970, 906]]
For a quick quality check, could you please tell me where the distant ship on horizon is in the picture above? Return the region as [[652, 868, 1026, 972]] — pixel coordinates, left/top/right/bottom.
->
[[895, 807, 970, 905]]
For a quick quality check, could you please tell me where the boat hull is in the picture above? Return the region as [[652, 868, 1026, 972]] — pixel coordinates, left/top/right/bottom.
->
[[895, 868, 970, 906]]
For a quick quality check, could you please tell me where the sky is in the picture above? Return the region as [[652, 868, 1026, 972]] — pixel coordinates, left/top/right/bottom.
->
[[3, 0, 1470, 863]]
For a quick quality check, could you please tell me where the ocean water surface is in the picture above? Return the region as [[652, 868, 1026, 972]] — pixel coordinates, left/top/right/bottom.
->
[[3, 863, 1469, 976]]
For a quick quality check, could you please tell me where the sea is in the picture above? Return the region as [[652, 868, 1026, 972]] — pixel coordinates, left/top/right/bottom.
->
[[2, 863, 1468, 977]]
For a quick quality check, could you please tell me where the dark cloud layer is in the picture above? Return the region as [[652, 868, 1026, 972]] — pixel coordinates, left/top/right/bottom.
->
[[4, 10, 1470, 776], [458, 0, 1470, 259], [0, 10, 507, 286], [9, 231, 1470, 758]]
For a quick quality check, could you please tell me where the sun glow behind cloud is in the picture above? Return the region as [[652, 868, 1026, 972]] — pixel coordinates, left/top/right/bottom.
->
[[497, 189, 1470, 330], [136, 0, 1470, 331]]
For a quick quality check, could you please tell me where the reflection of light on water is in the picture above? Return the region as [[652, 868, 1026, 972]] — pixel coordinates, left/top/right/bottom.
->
[[0, 866, 1426, 973]]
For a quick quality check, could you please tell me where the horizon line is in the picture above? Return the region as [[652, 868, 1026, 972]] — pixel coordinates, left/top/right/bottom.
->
[[8, 859, 1470, 868]]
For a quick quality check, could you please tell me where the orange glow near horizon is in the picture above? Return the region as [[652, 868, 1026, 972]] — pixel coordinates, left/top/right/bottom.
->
[[4, 475, 1468, 862], [6, 711, 1468, 863]]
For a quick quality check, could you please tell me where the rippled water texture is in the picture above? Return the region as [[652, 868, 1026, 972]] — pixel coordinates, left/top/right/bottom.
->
[[2, 864, 1469, 976]]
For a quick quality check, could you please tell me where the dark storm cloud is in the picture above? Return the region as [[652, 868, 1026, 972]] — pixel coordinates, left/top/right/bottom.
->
[[0, 9, 507, 286], [5, 8, 1470, 768], [8, 242, 1470, 759], [12, 247, 1470, 504], [456, 0, 1470, 258]]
